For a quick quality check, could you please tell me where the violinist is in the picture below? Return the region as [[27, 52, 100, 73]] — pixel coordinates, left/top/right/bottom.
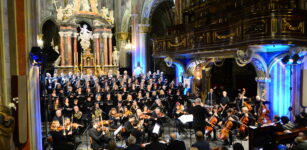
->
[[53, 109, 64, 125], [150, 107, 166, 137], [109, 108, 122, 128], [172, 102, 186, 135], [49, 120, 74, 150], [88, 121, 111, 150]]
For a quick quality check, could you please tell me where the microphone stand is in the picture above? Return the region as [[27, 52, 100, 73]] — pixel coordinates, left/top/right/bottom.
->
[[82, 122, 91, 150]]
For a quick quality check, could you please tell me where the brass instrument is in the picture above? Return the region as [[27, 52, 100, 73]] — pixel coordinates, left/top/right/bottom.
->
[[74, 111, 82, 120], [92, 108, 103, 119]]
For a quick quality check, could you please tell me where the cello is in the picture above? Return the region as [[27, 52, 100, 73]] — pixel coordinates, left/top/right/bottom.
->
[[218, 119, 233, 140], [238, 115, 249, 135], [205, 115, 218, 134]]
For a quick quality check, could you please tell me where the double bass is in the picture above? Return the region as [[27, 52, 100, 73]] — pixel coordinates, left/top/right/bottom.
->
[[257, 90, 271, 124]]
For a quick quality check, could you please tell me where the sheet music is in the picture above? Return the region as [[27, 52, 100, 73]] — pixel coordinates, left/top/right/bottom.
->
[[114, 125, 123, 135], [152, 123, 160, 134], [178, 114, 193, 124]]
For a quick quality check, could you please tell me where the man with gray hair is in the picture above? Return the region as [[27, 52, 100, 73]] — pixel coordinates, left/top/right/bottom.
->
[[188, 98, 210, 134], [125, 136, 142, 150]]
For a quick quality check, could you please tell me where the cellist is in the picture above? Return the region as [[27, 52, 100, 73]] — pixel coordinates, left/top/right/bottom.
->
[[238, 107, 255, 139], [218, 108, 239, 146], [204, 105, 220, 141]]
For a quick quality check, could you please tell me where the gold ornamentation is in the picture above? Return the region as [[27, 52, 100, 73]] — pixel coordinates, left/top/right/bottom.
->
[[116, 32, 129, 41], [168, 38, 186, 48], [282, 18, 304, 33], [215, 32, 236, 40]]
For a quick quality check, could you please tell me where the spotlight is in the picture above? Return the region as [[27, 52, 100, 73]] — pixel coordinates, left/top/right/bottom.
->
[[289, 58, 293, 63], [281, 55, 290, 64], [291, 54, 301, 64]]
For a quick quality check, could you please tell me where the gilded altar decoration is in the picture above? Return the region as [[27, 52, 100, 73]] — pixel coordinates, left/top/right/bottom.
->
[[0, 105, 15, 150], [282, 18, 304, 33]]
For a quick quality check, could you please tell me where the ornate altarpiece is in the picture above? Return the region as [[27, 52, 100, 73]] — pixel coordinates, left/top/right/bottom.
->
[[52, 0, 119, 74]]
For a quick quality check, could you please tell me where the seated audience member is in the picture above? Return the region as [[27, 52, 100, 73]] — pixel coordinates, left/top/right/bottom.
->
[[166, 132, 186, 150], [125, 136, 142, 150], [293, 132, 307, 150], [281, 116, 295, 130], [145, 133, 166, 150], [294, 112, 307, 127], [233, 142, 244, 150], [192, 131, 210, 150], [272, 115, 284, 132]]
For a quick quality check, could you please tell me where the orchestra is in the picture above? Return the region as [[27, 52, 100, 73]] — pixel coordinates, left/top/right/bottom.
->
[[44, 71, 306, 149]]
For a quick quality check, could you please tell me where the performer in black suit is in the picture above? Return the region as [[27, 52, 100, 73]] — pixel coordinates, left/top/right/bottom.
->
[[88, 121, 110, 150], [188, 98, 209, 133], [205, 88, 217, 106]]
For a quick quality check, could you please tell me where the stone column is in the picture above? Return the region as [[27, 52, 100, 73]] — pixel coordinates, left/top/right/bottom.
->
[[73, 33, 79, 66], [59, 31, 65, 66], [108, 33, 113, 66], [137, 24, 150, 73], [102, 33, 109, 66], [66, 31, 73, 66], [131, 14, 138, 70], [116, 32, 129, 67], [93, 33, 100, 66]]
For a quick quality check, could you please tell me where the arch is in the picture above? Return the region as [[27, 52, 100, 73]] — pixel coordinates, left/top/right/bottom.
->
[[40, 17, 58, 33], [121, 8, 131, 33], [250, 54, 269, 80], [268, 53, 289, 73], [141, 0, 174, 25]]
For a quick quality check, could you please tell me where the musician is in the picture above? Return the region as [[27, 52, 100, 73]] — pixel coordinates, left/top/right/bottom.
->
[[63, 98, 73, 117], [49, 120, 74, 150], [235, 92, 247, 112], [150, 99, 165, 112], [238, 107, 255, 139], [92, 103, 103, 120], [53, 109, 64, 125], [172, 102, 186, 135], [166, 132, 186, 150], [218, 108, 239, 146], [205, 88, 217, 106], [123, 116, 136, 139], [205, 106, 220, 141], [219, 91, 230, 113], [72, 106, 83, 124], [88, 121, 111, 150], [188, 98, 209, 133]]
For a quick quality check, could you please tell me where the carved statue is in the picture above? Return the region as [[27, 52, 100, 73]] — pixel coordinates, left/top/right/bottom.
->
[[53, 46, 61, 67], [108, 10, 114, 24], [0, 102, 16, 150], [78, 24, 93, 51], [112, 47, 119, 66], [100, 7, 109, 19], [80, 0, 90, 11], [56, 6, 64, 21], [64, 4, 74, 19]]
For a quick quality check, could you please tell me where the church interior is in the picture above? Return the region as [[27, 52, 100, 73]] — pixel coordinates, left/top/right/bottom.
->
[[1, 0, 307, 150]]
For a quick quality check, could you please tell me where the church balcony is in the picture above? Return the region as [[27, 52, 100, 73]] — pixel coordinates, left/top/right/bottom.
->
[[153, 0, 307, 57]]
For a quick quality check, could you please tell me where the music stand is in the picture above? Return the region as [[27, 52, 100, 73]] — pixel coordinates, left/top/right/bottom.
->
[[178, 114, 193, 146]]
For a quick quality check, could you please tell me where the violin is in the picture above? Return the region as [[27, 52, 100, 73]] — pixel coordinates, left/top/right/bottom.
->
[[139, 114, 151, 119], [204, 115, 218, 134], [218, 119, 233, 140]]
